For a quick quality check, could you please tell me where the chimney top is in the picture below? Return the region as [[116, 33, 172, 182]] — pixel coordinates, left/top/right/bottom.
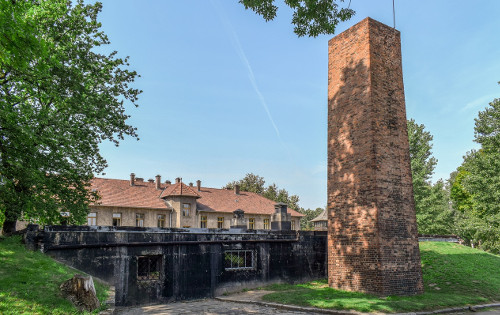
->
[[189, 182, 193, 187], [136, 177, 144, 182], [155, 175, 161, 190], [148, 179, 154, 183], [196, 180, 201, 191], [175, 177, 181, 184], [235, 184, 240, 195], [165, 180, 171, 185], [130, 173, 135, 186]]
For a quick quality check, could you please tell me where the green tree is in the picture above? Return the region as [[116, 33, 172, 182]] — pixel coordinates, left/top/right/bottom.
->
[[239, 0, 355, 37], [407, 119, 438, 214], [225, 173, 300, 210], [0, 0, 140, 233], [407, 119, 453, 234], [416, 180, 453, 235], [450, 93, 500, 253], [225, 173, 266, 194], [299, 207, 323, 230]]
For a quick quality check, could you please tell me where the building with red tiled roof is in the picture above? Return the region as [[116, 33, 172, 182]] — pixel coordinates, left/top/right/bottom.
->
[[87, 174, 303, 230]]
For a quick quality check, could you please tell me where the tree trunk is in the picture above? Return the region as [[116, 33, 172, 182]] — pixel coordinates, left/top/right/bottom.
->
[[1, 219, 16, 235], [60, 274, 100, 312]]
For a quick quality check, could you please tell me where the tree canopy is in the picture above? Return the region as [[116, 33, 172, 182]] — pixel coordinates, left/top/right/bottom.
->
[[450, 93, 500, 252], [407, 119, 453, 235], [0, 0, 140, 233], [238, 0, 355, 37], [225, 173, 300, 210]]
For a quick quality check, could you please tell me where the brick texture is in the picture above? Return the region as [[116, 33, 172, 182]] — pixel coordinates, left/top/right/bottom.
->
[[327, 17, 423, 296]]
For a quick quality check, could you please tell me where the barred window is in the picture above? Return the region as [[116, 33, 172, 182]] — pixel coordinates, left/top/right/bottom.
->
[[137, 255, 162, 281], [291, 220, 295, 230], [224, 250, 255, 270]]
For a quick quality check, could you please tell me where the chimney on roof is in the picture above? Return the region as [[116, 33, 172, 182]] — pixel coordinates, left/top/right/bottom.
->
[[175, 177, 181, 184], [235, 184, 240, 195], [148, 179, 154, 183], [136, 178, 144, 182], [196, 180, 201, 191], [130, 173, 135, 186], [155, 175, 161, 190], [165, 180, 171, 185], [189, 182, 193, 187]]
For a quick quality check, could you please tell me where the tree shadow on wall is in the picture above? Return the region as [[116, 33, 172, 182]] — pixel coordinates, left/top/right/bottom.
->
[[327, 57, 421, 296]]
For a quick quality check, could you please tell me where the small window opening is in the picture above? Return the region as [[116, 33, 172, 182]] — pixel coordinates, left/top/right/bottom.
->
[[136, 213, 145, 227], [224, 250, 255, 270], [248, 218, 255, 230], [200, 215, 207, 228], [157, 214, 166, 228], [112, 213, 121, 227], [137, 255, 162, 281], [263, 219, 270, 229], [87, 212, 97, 226]]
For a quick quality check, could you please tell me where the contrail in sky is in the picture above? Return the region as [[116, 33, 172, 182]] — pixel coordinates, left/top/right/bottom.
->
[[211, 0, 282, 141]]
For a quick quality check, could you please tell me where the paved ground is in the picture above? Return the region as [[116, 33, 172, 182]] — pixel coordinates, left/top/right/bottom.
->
[[114, 299, 320, 315], [113, 290, 500, 315]]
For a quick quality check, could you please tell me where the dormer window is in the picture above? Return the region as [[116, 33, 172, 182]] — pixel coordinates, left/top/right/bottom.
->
[[182, 203, 190, 216]]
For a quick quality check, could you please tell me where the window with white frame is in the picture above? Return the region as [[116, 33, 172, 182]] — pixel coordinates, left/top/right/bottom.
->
[[136, 213, 145, 227], [112, 213, 121, 226], [87, 212, 97, 226], [224, 250, 256, 270]]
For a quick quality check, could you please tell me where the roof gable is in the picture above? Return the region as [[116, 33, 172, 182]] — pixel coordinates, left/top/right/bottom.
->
[[160, 182, 200, 199]]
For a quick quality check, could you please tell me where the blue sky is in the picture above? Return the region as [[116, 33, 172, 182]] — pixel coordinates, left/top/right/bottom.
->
[[95, 0, 500, 210]]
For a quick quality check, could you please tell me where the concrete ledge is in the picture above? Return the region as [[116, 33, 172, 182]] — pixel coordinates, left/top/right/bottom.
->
[[216, 296, 364, 314], [216, 295, 500, 315]]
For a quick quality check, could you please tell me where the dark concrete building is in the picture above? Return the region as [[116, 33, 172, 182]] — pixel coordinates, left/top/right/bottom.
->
[[26, 225, 327, 306]]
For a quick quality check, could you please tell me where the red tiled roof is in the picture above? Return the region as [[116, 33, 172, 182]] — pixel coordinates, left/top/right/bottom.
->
[[195, 187, 303, 217], [91, 178, 168, 209], [90, 178, 303, 217], [160, 182, 200, 198]]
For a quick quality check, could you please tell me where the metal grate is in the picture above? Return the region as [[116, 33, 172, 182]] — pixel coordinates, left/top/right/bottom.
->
[[224, 250, 255, 270], [137, 255, 162, 281]]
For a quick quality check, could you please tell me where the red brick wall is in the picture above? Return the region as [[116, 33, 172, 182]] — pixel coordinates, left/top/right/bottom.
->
[[327, 17, 423, 296]]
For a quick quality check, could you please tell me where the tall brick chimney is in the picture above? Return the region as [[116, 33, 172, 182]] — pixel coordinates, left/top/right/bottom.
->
[[130, 173, 135, 186], [196, 180, 201, 191], [327, 17, 423, 296], [234, 184, 240, 195], [155, 175, 161, 190]]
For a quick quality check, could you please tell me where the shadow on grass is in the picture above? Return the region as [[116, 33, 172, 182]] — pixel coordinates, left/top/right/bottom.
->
[[262, 243, 500, 313], [0, 236, 109, 314]]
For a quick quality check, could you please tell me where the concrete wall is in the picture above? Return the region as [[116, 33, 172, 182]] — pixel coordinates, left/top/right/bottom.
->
[[26, 225, 326, 306]]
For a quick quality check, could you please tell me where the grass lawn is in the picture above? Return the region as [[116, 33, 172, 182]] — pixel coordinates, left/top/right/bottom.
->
[[261, 242, 500, 313], [0, 235, 109, 314]]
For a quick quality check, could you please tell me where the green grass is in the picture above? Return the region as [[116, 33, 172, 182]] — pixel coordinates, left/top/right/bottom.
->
[[0, 235, 109, 314], [261, 242, 500, 313]]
